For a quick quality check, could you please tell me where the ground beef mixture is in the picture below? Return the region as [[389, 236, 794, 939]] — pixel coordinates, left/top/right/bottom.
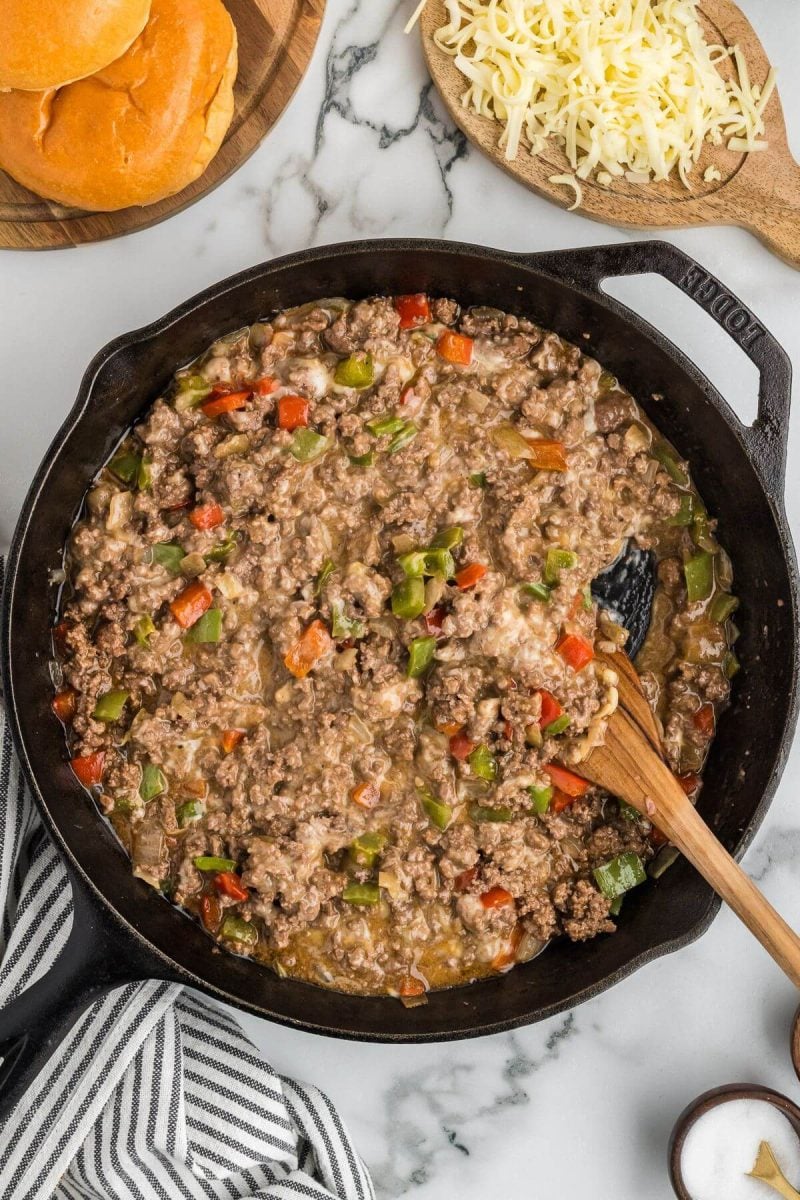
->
[[52, 294, 738, 1000]]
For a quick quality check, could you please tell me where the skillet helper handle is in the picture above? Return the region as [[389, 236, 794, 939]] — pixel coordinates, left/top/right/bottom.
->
[[0, 870, 155, 1125], [531, 240, 792, 492]]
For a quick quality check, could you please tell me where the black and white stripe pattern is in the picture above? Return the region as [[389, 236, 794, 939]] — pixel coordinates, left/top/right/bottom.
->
[[0, 701, 374, 1200]]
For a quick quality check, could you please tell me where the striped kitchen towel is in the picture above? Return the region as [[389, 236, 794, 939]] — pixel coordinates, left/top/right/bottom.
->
[[0, 702, 375, 1200]]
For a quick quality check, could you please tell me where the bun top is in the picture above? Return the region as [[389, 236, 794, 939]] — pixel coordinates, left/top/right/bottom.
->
[[0, 0, 153, 91], [0, 0, 237, 212]]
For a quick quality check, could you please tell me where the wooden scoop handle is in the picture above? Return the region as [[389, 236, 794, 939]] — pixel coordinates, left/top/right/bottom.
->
[[581, 712, 800, 989], [728, 156, 800, 270]]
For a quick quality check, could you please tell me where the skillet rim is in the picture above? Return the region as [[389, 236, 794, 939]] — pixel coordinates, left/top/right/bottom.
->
[[2, 236, 797, 1042]]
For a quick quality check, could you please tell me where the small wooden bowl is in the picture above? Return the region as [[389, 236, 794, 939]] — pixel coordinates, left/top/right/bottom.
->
[[791, 1004, 800, 1082], [669, 1084, 800, 1199]]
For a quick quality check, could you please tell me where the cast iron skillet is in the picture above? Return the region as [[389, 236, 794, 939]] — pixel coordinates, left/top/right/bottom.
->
[[1, 238, 797, 1122]]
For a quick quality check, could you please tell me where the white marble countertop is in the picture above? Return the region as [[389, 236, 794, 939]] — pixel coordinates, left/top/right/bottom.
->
[[3, 1, 800, 1196]]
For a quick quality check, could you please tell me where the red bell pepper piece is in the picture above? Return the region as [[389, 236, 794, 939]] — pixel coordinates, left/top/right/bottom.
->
[[398, 974, 427, 997], [277, 395, 310, 431], [455, 563, 487, 590], [454, 866, 477, 892], [189, 502, 224, 531], [449, 730, 476, 761], [537, 690, 563, 729], [52, 688, 77, 723], [170, 580, 213, 629], [221, 729, 244, 754], [253, 377, 278, 395], [284, 619, 332, 679], [70, 751, 105, 787], [542, 763, 589, 797], [200, 892, 222, 932], [551, 788, 576, 813], [394, 294, 431, 329], [480, 886, 514, 909], [556, 633, 595, 672], [436, 331, 473, 365], [693, 703, 715, 737], [201, 391, 250, 418], [214, 871, 249, 902]]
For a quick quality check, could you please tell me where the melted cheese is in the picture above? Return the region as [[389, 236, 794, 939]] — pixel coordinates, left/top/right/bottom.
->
[[412, 0, 775, 189]]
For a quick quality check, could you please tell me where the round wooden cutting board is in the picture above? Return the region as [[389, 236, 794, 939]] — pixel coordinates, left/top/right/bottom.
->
[[421, 0, 800, 269], [0, 0, 325, 250]]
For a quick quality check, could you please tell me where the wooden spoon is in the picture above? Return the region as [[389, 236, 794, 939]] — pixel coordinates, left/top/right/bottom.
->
[[574, 651, 800, 988], [420, 0, 800, 268], [748, 1141, 800, 1200]]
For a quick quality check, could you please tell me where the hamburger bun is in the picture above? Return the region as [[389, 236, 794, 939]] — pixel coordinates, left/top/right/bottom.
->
[[0, 0, 238, 211], [0, 0, 152, 92]]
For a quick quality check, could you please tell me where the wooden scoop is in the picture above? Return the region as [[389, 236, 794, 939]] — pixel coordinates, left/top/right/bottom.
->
[[575, 651, 800, 988], [421, 0, 800, 268], [748, 1141, 800, 1200]]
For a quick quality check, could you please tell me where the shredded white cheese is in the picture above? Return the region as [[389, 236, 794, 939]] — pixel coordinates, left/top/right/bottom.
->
[[548, 173, 583, 209], [415, 0, 775, 191]]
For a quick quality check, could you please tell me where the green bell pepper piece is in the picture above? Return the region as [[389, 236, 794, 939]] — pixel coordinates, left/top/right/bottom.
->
[[205, 532, 239, 564], [140, 764, 165, 802], [469, 472, 487, 488], [710, 593, 739, 623], [392, 577, 426, 620], [220, 915, 258, 945], [366, 414, 405, 437], [431, 526, 464, 550], [543, 548, 578, 586], [407, 636, 436, 678], [334, 353, 374, 388], [137, 456, 152, 490], [543, 714, 571, 737], [592, 852, 647, 900], [177, 799, 205, 827], [521, 582, 551, 603], [419, 788, 452, 830], [194, 855, 236, 872], [331, 601, 365, 640], [174, 373, 213, 412], [618, 799, 641, 822], [667, 493, 694, 527], [185, 609, 222, 644], [290, 429, 330, 462], [470, 804, 512, 823], [388, 421, 419, 454], [684, 551, 714, 603], [315, 558, 335, 593], [652, 444, 689, 487], [468, 744, 498, 781], [397, 551, 428, 578], [724, 651, 741, 678], [109, 451, 141, 485], [93, 689, 129, 722], [423, 548, 455, 578], [349, 831, 388, 869], [349, 451, 376, 467], [528, 784, 554, 814], [609, 896, 623, 916], [342, 882, 381, 905], [133, 614, 156, 646], [150, 542, 185, 574]]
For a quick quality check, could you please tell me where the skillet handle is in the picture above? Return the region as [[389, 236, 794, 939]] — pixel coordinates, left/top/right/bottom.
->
[[528, 240, 792, 493], [0, 868, 164, 1125]]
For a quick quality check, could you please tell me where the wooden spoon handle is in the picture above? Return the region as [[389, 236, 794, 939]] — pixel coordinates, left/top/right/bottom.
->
[[583, 715, 800, 988]]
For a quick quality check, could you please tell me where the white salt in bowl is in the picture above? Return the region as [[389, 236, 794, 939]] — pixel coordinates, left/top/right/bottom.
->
[[669, 1085, 800, 1200]]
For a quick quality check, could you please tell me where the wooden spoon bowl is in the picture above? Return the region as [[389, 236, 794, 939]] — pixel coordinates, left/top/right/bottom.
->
[[421, 0, 800, 267], [576, 651, 800, 988]]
